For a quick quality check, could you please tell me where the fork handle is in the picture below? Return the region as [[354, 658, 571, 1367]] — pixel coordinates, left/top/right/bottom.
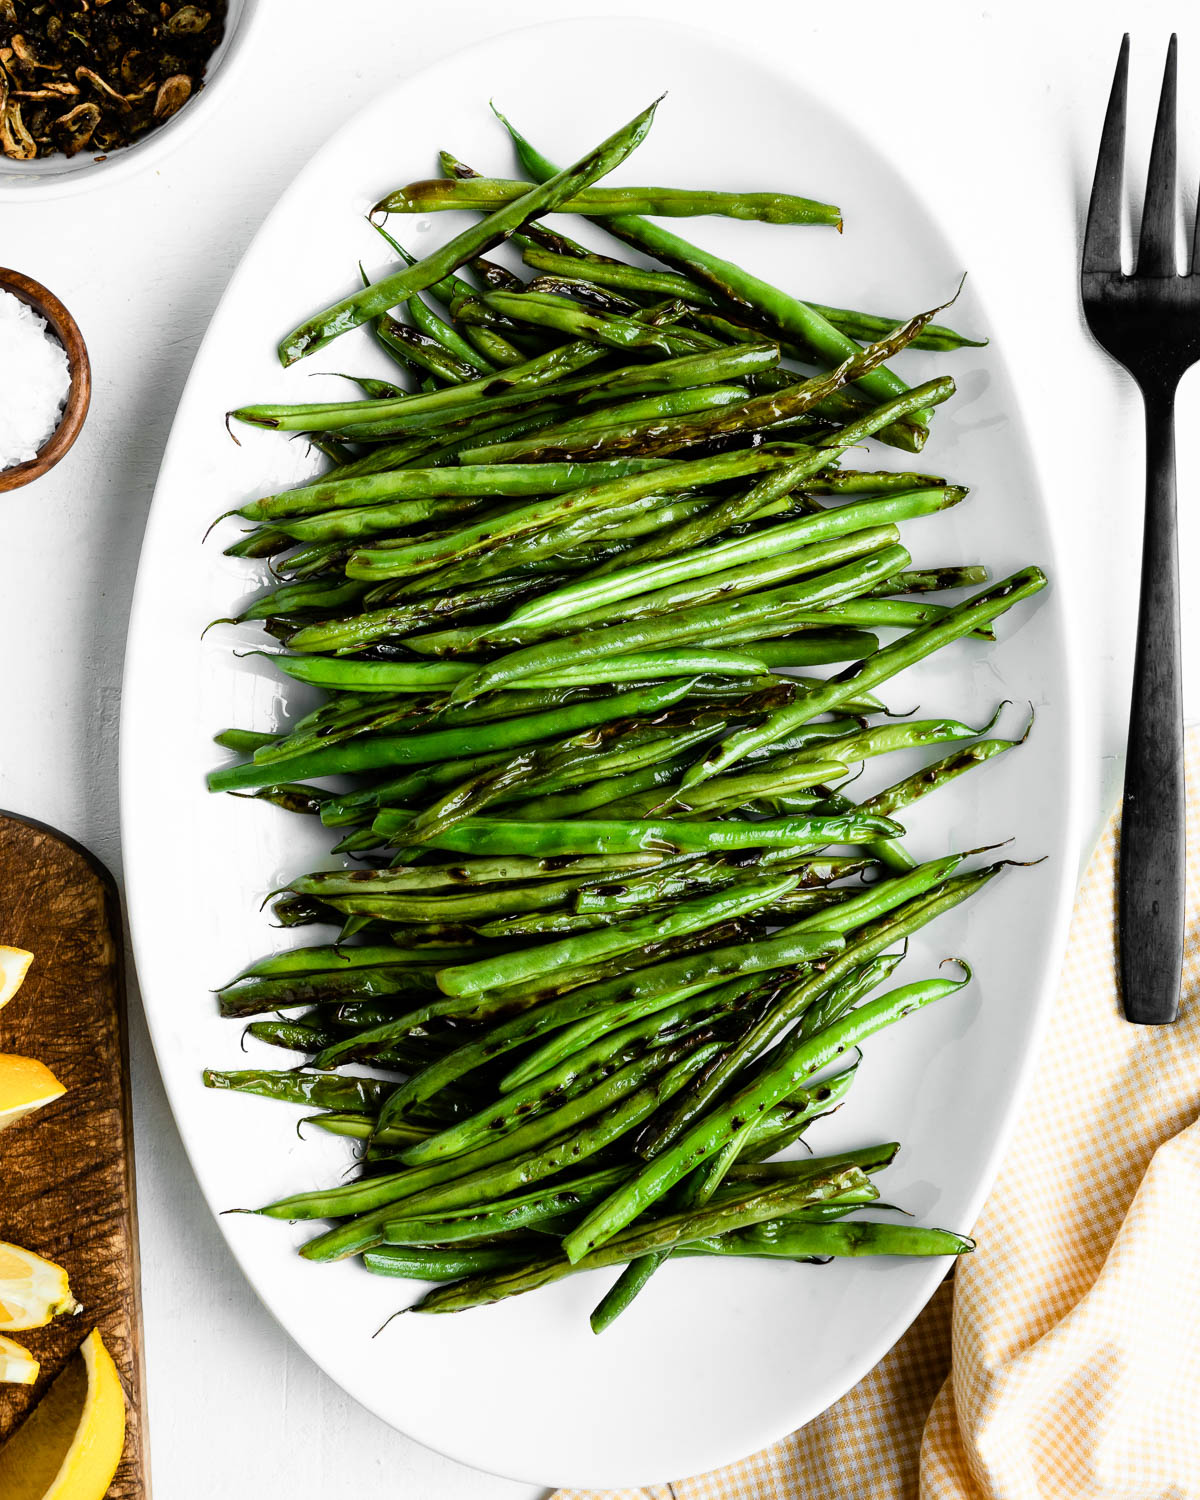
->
[[1119, 388, 1186, 1024]]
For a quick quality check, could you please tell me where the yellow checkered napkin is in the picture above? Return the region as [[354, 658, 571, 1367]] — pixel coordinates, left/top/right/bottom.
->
[[557, 730, 1200, 1500]]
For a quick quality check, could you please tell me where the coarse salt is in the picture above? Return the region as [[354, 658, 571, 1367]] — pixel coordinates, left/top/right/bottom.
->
[[0, 289, 73, 471]]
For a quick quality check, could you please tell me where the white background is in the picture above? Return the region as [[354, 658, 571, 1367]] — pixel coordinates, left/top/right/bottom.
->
[[3, 2, 1198, 1495]]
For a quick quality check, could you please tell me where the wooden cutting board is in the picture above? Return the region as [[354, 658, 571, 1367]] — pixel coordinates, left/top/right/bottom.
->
[[0, 812, 149, 1498]]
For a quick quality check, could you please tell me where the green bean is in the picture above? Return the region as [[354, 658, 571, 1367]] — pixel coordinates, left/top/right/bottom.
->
[[377, 177, 841, 225], [797, 953, 908, 1040], [236, 495, 491, 548], [281, 581, 536, 655], [397, 720, 726, 843], [868, 565, 990, 596], [254, 337, 771, 440], [448, 916, 768, 1001], [572, 853, 870, 915], [377, 921, 843, 1123], [520, 246, 985, 353], [580, 469, 943, 580], [492, 288, 714, 358], [337, 409, 569, 481], [250, 684, 640, 766], [543, 527, 901, 634], [394, 1008, 728, 1170], [301, 1111, 430, 1145], [334, 373, 408, 400], [278, 98, 663, 363], [235, 579, 369, 622], [373, 312, 481, 384], [595, 761, 846, 821], [205, 107, 1046, 1331], [421, 1043, 712, 1176], [437, 872, 801, 998], [549, 859, 740, 915], [400, 744, 687, 847], [639, 869, 997, 1157], [685, 568, 1048, 784], [803, 300, 985, 353], [358, 921, 840, 1078], [472, 911, 616, 936], [302, 878, 637, 928], [367, 224, 499, 374], [269, 892, 341, 927], [320, 434, 448, 478], [214, 728, 279, 754], [859, 724, 1032, 822], [726, 633, 878, 666], [268, 649, 767, 695], [344, 444, 809, 583], [494, 983, 760, 1104], [508, 487, 964, 629], [458, 386, 747, 463], [496, 755, 705, 824], [493, 109, 928, 421], [391, 811, 901, 858], [222, 526, 293, 560], [446, 544, 909, 698], [495, 974, 769, 1104], [231, 943, 457, 981], [217, 966, 440, 1018], [790, 598, 995, 639], [401, 491, 727, 599], [456, 288, 681, 353], [289, 853, 661, 898], [207, 678, 695, 794], [786, 854, 963, 939], [324, 771, 503, 834], [784, 712, 1004, 773], [202, 1069, 390, 1112], [486, 301, 950, 465], [361, 1244, 537, 1279], [246, 341, 604, 433], [682, 1219, 974, 1260], [411, 1161, 871, 1312], [237, 460, 669, 523], [297, 1040, 723, 1261], [521, 246, 721, 303], [324, 920, 811, 1057], [245, 1018, 338, 1053], [371, 226, 487, 310], [739, 1059, 862, 1156], [380, 1167, 629, 1245], [567, 963, 970, 1262], [443, 538, 893, 654], [669, 1046, 866, 1229], [588, 1055, 863, 1330]]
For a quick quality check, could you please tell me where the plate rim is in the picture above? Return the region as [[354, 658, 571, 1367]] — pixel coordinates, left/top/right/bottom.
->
[[119, 15, 1083, 1486]]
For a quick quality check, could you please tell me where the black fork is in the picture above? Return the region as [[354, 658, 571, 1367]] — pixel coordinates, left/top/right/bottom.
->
[[1082, 35, 1200, 1024]]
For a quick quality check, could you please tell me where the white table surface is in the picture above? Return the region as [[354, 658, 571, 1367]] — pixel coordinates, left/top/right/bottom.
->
[[3, 2, 1198, 1494]]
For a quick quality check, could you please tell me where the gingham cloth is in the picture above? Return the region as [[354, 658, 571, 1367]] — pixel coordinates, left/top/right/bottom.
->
[[556, 731, 1200, 1500]]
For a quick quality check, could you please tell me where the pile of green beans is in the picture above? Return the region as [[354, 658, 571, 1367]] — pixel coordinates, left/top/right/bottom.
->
[[205, 98, 1046, 1332]]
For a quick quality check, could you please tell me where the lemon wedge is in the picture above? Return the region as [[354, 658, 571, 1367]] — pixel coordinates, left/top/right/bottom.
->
[[0, 947, 33, 1009], [0, 1243, 80, 1332], [0, 1332, 39, 1386], [0, 1329, 126, 1499], [0, 1055, 66, 1132]]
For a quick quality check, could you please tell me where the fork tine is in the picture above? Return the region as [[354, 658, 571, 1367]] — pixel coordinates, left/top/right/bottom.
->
[[1137, 34, 1178, 276], [1083, 35, 1130, 273], [1193, 172, 1200, 276]]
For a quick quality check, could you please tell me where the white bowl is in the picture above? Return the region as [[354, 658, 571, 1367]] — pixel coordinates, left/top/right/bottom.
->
[[0, 0, 258, 201]]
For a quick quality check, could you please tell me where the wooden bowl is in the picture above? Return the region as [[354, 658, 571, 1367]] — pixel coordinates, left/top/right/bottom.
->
[[0, 269, 91, 494]]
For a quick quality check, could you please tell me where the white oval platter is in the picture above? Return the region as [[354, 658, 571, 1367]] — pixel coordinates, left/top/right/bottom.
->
[[121, 18, 1078, 1488]]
